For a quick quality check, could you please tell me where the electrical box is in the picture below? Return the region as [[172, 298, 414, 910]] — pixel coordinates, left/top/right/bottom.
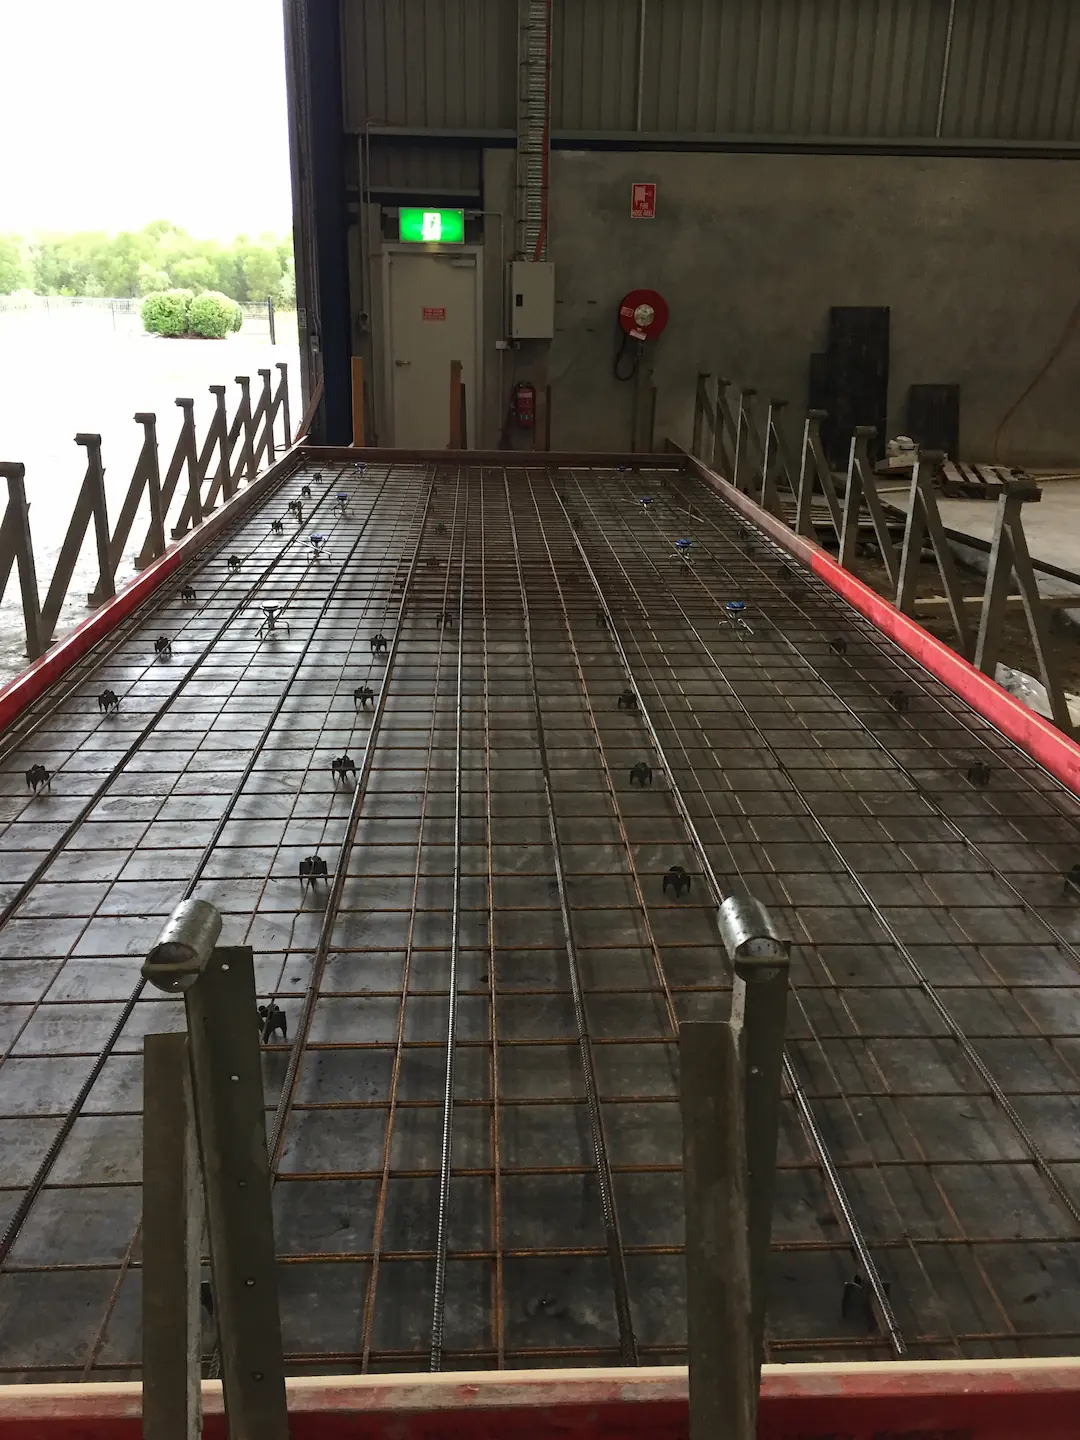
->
[[509, 261, 555, 339]]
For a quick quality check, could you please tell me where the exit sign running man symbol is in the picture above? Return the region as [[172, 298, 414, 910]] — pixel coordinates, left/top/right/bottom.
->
[[399, 208, 465, 244]]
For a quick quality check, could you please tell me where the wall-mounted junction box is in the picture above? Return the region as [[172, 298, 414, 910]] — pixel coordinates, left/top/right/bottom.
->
[[508, 261, 555, 339]]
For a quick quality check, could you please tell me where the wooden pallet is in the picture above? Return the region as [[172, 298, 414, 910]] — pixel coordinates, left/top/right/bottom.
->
[[939, 461, 1012, 499]]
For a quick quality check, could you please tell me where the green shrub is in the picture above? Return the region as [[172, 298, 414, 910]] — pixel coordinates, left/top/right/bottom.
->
[[227, 296, 242, 332], [187, 290, 234, 339], [141, 289, 191, 336]]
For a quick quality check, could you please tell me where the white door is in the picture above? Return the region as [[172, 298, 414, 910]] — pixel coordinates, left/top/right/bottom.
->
[[387, 251, 478, 447]]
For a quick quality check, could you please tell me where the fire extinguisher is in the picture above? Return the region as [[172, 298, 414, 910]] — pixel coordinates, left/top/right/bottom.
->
[[614, 288, 669, 381], [513, 381, 536, 429]]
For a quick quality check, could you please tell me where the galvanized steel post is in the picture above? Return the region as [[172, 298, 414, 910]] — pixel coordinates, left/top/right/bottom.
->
[[681, 1019, 755, 1439], [143, 900, 289, 1440], [681, 893, 790, 1440], [718, 893, 791, 1382], [142, 1031, 202, 1440]]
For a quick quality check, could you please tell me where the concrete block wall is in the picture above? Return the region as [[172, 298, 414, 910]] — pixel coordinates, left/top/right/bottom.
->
[[532, 150, 1080, 467]]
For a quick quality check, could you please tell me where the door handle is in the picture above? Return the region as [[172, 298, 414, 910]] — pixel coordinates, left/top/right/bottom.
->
[[395, 359, 411, 367]]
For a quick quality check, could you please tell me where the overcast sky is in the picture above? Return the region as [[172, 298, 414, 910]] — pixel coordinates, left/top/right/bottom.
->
[[0, 0, 294, 239]]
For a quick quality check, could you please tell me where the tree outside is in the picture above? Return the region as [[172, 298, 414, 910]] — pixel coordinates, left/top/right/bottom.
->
[[0, 237, 28, 293], [0, 222, 295, 305]]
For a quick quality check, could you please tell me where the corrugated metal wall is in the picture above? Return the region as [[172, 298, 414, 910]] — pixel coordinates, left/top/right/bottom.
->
[[943, 0, 1080, 140], [553, 0, 640, 132], [343, 0, 515, 131], [365, 142, 482, 195], [636, 0, 951, 137], [342, 0, 1080, 143]]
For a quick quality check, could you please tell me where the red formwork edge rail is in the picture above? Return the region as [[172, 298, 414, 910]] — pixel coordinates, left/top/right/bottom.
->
[[0, 446, 304, 738], [2, 1360, 1080, 1438], [687, 454, 1080, 797]]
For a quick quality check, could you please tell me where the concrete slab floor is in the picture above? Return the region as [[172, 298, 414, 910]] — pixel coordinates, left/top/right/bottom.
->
[[880, 480, 1080, 596]]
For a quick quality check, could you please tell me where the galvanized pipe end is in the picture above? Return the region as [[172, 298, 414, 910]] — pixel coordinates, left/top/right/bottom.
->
[[143, 899, 223, 992], [717, 894, 790, 978]]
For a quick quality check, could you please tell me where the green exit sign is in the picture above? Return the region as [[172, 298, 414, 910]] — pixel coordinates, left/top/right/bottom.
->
[[399, 208, 465, 244]]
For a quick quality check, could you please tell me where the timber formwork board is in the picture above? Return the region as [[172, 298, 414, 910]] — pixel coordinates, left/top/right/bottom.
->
[[0, 460, 1078, 1380]]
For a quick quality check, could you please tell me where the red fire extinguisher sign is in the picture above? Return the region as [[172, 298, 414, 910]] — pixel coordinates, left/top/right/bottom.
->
[[631, 183, 656, 219]]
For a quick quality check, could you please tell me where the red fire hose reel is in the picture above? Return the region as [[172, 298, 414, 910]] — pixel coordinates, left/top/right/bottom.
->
[[617, 288, 669, 343], [615, 288, 669, 381]]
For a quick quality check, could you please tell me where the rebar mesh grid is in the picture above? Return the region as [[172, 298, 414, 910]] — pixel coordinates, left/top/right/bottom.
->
[[0, 461, 1078, 1380]]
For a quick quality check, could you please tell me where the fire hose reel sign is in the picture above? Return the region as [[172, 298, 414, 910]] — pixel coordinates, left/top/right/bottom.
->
[[631, 182, 656, 218]]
